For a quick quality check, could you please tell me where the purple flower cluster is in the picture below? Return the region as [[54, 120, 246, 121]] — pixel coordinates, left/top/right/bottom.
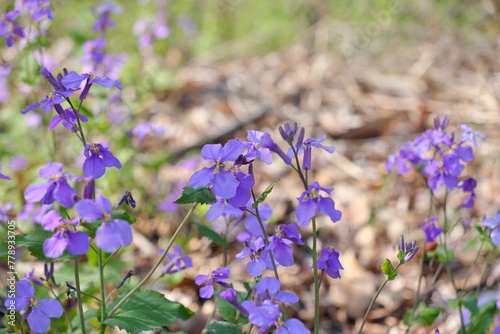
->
[[386, 116, 484, 208], [160, 246, 193, 274], [397, 235, 420, 264], [221, 278, 309, 334]]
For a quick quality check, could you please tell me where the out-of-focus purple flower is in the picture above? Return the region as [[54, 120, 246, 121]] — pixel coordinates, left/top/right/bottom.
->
[[92, 1, 122, 32], [0, 171, 11, 180], [21, 92, 65, 115], [83, 143, 121, 179], [4, 280, 63, 333], [17, 203, 51, 224], [398, 235, 419, 263], [158, 181, 187, 213], [220, 288, 249, 316], [0, 10, 24, 47], [160, 245, 192, 274], [0, 65, 12, 104], [460, 177, 477, 208], [133, 12, 170, 49], [25, 112, 42, 128], [422, 216, 443, 242], [81, 37, 106, 65], [317, 246, 344, 279], [75, 195, 132, 253], [129, 121, 164, 145], [483, 212, 500, 246], [20, 0, 54, 22], [41, 210, 89, 258], [0, 202, 14, 224], [296, 181, 342, 226], [24, 162, 77, 208], [459, 124, 485, 146], [236, 237, 269, 277], [274, 318, 310, 334], [195, 267, 230, 299], [189, 139, 245, 199], [10, 155, 28, 172], [24, 269, 43, 286], [176, 15, 197, 34]]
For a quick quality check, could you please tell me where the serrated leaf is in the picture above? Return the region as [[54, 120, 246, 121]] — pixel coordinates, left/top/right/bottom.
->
[[381, 259, 397, 280], [205, 321, 242, 334], [16, 229, 79, 262], [104, 289, 193, 332], [111, 210, 136, 224], [194, 222, 228, 246], [175, 186, 215, 204], [404, 303, 443, 326], [252, 180, 279, 209]]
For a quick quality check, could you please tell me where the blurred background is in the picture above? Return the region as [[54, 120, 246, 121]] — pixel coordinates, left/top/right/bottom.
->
[[1, 0, 499, 333]]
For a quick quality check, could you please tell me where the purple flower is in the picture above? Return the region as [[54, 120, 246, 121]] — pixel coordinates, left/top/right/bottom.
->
[[248, 300, 281, 332], [268, 224, 304, 267], [422, 216, 443, 242], [0, 64, 12, 104], [195, 267, 230, 299], [129, 121, 164, 145], [302, 136, 336, 170], [0, 10, 24, 47], [274, 318, 310, 334], [41, 210, 89, 258], [460, 177, 477, 208], [237, 203, 273, 241], [48, 107, 88, 132], [92, 1, 123, 32], [0, 202, 14, 224], [220, 288, 249, 316], [4, 280, 63, 333], [22, 0, 54, 22], [21, 92, 66, 115], [24, 162, 77, 208], [296, 181, 342, 226], [10, 154, 28, 172], [398, 235, 419, 263], [0, 169, 11, 180], [160, 246, 192, 274], [317, 246, 344, 279], [236, 237, 269, 277], [75, 195, 132, 253], [62, 71, 123, 101], [483, 212, 500, 246], [24, 269, 44, 286], [133, 12, 170, 49], [244, 130, 273, 164], [253, 277, 299, 304], [116, 190, 136, 209], [189, 139, 245, 198], [17, 203, 51, 224], [459, 124, 485, 146], [83, 143, 122, 179]]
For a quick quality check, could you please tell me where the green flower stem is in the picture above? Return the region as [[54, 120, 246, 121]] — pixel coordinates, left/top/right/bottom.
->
[[357, 263, 402, 334], [98, 249, 107, 334], [66, 98, 86, 147], [311, 217, 320, 334], [74, 259, 87, 334], [106, 203, 198, 319]]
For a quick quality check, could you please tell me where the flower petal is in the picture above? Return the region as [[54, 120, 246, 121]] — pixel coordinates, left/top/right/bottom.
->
[[37, 299, 63, 318], [28, 306, 51, 333], [66, 231, 90, 255]]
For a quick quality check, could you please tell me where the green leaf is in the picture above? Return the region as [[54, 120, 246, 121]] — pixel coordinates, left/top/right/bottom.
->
[[428, 246, 454, 264], [112, 210, 136, 224], [462, 295, 479, 314], [175, 186, 215, 204], [104, 289, 194, 332], [252, 180, 279, 209], [194, 222, 228, 246], [205, 321, 242, 334], [16, 229, 79, 262], [381, 259, 397, 280], [469, 301, 497, 334], [404, 303, 443, 326], [217, 296, 248, 325]]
